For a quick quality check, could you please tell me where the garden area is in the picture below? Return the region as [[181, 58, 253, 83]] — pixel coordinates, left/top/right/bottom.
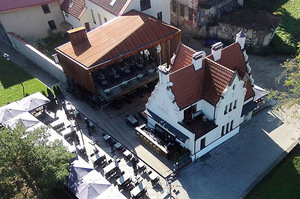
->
[[0, 56, 48, 106], [245, 0, 300, 54], [246, 144, 300, 199]]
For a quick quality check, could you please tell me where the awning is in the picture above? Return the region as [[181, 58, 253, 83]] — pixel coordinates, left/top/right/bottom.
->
[[241, 100, 257, 116], [146, 109, 189, 142], [253, 84, 267, 101]]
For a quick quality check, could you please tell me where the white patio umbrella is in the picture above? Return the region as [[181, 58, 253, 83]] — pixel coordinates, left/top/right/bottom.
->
[[0, 102, 26, 123], [70, 170, 111, 199], [68, 156, 94, 187], [96, 184, 126, 199], [17, 92, 50, 111], [3, 112, 39, 129]]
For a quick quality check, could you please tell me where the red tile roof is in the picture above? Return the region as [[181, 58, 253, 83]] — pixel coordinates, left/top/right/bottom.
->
[[56, 10, 180, 68], [61, 0, 86, 19], [244, 80, 255, 101], [88, 0, 132, 16], [169, 42, 254, 110], [0, 0, 57, 12]]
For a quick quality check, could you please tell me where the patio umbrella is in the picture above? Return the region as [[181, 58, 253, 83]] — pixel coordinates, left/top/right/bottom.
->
[[68, 156, 94, 187], [17, 92, 50, 111], [96, 185, 126, 199], [70, 170, 111, 199], [2, 112, 39, 128], [0, 102, 26, 123]]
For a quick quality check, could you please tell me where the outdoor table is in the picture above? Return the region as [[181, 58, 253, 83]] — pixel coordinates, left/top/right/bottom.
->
[[130, 182, 145, 198], [61, 126, 76, 139], [123, 149, 131, 159], [114, 142, 122, 150], [137, 64, 143, 69], [149, 172, 158, 181], [124, 69, 130, 74], [73, 110, 80, 118], [148, 68, 155, 74], [103, 161, 118, 176], [116, 173, 131, 186], [114, 74, 120, 79], [50, 120, 64, 130], [103, 134, 111, 141], [66, 102, 74, 112], [137, 161, 145, 170], [101, 80, 108, 86], [137, 74, 143, 79], [126, 115, 138, 126], [91, 152, 105, 165]]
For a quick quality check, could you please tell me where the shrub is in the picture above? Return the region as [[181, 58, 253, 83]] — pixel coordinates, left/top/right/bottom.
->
[[181, 147, 187, 157], [174, 151, 180, 163]]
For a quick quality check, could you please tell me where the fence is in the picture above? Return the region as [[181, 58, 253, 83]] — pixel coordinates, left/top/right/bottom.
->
[[7, 32, 67, 84]]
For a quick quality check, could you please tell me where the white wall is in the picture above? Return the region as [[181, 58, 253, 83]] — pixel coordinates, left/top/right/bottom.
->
[[0, 2, 65, 42], [63, 11, 82, 28], [124, 0, 171, 24], [86, 1, 117, 29], [215, 74, 246, 127], [8, 33, 67, 84]]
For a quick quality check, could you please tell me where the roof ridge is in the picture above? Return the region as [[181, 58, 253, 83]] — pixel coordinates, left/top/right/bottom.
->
[[170, 63, 193, 75], [205, 57, 235, 74]]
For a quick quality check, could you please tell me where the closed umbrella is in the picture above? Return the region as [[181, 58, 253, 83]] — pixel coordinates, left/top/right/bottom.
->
[[17, 92, 50, 111], [0, 102, 26, 123]]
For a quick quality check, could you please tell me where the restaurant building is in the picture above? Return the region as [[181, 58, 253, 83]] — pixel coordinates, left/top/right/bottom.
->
[[145, 30, 259, 160], [55, 10, 181, 103]]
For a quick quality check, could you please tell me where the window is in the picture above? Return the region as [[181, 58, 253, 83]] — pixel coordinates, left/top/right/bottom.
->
[[41, 4, 50, 14], [84, 22, 90, 32], [65, 13, 68, 17], [233, 100, 237, 109], [98, 13, 102, 25], [233, 84, 236, 90], [48, 20, 57, 30], [221, 125, 225, 136], [230, 120, 234, 131], [226, 123, 229, 133], [180, 4, 185, 17], [224, 105, 228, 115], [229, 102, 232, 112], [104, 17, 108, 23], [157, 12, 162, 20], [188, 7, 193, 21], [91, 9, 96, 24], [140, 0, 151, 11], [200, 138, 205, 150]]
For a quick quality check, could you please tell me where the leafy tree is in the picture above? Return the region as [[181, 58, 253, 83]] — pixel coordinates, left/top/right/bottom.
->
[[0, 123, 75, 199], [269, 44, 300, 108]]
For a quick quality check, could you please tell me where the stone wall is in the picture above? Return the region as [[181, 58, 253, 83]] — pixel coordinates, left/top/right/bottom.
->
[[8, 33, 67, 84]]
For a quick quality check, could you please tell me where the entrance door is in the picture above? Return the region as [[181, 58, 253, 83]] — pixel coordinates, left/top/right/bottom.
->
[[200, 138, 205, 150]]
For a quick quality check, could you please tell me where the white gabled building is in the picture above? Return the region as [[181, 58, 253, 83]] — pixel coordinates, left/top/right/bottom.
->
[[146, 30, 258, 161]]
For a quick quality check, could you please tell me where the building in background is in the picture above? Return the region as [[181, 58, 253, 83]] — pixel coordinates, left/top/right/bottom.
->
[[0, 0, 66, 42]]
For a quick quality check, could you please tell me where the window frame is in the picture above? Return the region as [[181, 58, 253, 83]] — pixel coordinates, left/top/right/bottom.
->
[[41, 4, 51, 14], [157, 12, 162, 21], [48, 20, 57, 30], [140, 0, 151, 11]]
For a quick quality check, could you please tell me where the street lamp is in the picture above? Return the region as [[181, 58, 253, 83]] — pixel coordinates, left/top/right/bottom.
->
[[165, 167, 177, 199], [3, 53, 25, 96]]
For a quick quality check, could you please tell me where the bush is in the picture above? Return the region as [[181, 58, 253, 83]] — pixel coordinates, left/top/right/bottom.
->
[[270, 34, 297, 55], [181, 147, 187, 157]]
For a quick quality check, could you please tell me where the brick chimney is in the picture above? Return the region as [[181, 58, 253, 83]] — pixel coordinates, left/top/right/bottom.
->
[[211, 42, 223, 61], [67, 27, 88, 47], [236, 29, 246, 50], [193, 51, 206, 71]]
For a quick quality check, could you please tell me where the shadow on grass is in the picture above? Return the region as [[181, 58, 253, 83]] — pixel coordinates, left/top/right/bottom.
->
[[0, 57, 33, 88], [244, 0, 289, 13], [246, 145, 300, 199]]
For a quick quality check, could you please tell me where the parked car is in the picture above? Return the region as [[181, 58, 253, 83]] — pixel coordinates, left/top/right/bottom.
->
[[204, 38, 227, 48]]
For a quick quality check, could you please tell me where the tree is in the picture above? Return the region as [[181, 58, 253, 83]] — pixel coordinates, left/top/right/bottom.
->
[[0, 123, 76, 199], [269, 45, 300, 108]]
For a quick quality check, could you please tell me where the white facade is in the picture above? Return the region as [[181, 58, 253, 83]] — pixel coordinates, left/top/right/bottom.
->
[[0, 2, 65, 42], [146, 34, 255, 161], [84, 0, 171, 32], [62, 9, 93, 31]]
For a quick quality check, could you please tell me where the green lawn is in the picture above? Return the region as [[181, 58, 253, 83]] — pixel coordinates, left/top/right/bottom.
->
[[0, 56, 48, 107], [246, 144, 300, 199], [245, 0, 300, 54]]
